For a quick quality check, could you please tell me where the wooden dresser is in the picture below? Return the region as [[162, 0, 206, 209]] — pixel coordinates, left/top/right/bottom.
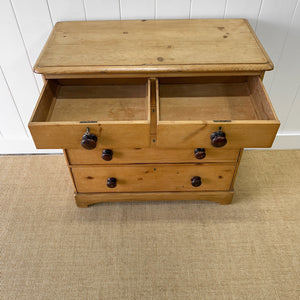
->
[[29, 19, 280, 207]]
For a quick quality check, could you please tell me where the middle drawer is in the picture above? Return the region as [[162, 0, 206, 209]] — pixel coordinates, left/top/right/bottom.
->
[[67, 148, 240, 165], [71, 163, 236, 193]]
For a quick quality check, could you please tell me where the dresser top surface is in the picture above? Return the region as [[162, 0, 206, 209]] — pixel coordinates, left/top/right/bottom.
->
[[34, 19, 273, 75]]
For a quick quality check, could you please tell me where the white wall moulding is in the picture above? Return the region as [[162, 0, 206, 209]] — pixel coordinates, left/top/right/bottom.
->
[[272, 132, 300, 149], [190, 0, 227, 18], [0, 0, 40, 139], [0, 138, 62, 154], [11, 0, 53, 91], [121, 0, 155, 20], [268, 3, 300, 132], [224, 0, 262, 29], [47, 0, 86, 23], [0, 67, 28, 140], [156, 0, 190, 19], [0, 0, 299, 153], [84, 0, 121, 20], [284, 85, 300, 131], [255, 0, 298, 93]]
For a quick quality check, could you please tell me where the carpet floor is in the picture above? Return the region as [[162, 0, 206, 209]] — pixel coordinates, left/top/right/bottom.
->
[[1, 150, 299, 300]]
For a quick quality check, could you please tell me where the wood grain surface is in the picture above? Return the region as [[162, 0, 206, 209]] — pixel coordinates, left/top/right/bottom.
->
[[157, 76, 280, 148], [34, 19, 273, 75], [66, 148, 240, 165], [75, 191, 234, 207], [71, 163, 236, 193], [29, 79, 151, 149]]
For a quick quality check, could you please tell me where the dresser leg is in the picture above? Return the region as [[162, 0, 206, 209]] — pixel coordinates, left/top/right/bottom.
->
[[219, 192, 234, 205], [74, 193, 90, 208]]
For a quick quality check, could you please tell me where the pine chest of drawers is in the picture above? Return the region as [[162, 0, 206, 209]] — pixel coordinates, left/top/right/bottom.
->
[[29, 19, 280, 207]]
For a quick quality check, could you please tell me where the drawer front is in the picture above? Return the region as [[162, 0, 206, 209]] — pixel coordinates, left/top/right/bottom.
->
[[71, 163, 235, 193], [67, 148, 240, 165], [157, 123, 279, 149], [157, 76, 280, 148], [29, 79, 151, 149]]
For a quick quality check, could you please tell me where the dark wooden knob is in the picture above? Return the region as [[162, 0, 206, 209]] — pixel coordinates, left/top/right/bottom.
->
[[194, 148, 206, 159], [191, 176, 202, 187], [210, 131, 227, 147], [102, 149, 113, 161], [81, 128, 97, 150], [107, 177, 117, 188]]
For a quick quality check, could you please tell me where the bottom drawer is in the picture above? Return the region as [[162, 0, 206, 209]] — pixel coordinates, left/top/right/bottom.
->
[[71, 163, 236, 193]]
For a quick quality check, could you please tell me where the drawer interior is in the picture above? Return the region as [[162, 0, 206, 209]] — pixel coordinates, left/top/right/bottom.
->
[[157, 76, 277, 122], [32, 78, 150, 123]]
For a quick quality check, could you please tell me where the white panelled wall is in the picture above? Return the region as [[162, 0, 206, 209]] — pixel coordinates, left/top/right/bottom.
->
[[0, 0, 299, 153]]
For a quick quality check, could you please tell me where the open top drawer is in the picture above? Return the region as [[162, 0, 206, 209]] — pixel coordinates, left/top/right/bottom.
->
[[29, 78, 151, 149], [157, 76, 280, 148]]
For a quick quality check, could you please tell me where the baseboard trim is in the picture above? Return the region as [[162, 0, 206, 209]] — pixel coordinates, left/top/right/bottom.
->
[[0, 138, 62, 154], [271, 132, 300, 149]]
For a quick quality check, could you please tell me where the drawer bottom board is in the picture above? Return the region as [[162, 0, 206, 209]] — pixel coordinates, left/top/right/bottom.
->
[[75, 191, 234, 207], [71, 163, 235, 193]]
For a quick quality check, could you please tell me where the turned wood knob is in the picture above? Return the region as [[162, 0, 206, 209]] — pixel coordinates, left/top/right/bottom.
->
[[102, 149, 113, 161], [194, 148, 206, 159], [81, 128, 97, 150], [191, 176, 202, 187], [107, 177, 117, 188], [210, 131, 227, 147]]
